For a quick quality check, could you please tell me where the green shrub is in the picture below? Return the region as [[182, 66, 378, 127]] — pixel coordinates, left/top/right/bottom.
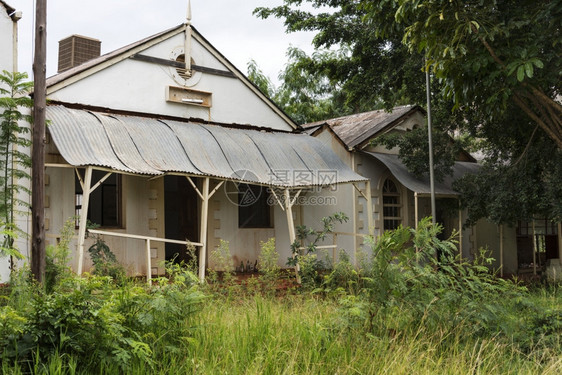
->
[[333, 217, 531, 344], [258, 238, 280, 295], [0, 266, 204, 372], [45, 219, 75, 294], [323, 250, 361, 295], [258, 238, 279, 280], [87, 235, 125, 282], [208, 239, 234, 285], [289, 212, 348, 288]]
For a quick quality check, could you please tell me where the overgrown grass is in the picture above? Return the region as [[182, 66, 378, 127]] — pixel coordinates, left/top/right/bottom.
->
[[183, 293, 560, 375], [1, 218, 561, 374], [1, 284, 560, 374]]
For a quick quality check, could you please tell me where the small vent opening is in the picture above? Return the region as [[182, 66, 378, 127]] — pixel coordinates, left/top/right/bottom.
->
[[175, 54, 195, 80]]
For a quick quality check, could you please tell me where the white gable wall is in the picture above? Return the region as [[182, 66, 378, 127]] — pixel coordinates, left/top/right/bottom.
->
[[47, 32, 293, 131], [0, 3, 15, 74]]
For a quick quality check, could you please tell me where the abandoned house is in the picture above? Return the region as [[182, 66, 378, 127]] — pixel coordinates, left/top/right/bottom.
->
[[1, 1, 560, 283], [302, 106, 562, 278], [5, 7, 371, 283]]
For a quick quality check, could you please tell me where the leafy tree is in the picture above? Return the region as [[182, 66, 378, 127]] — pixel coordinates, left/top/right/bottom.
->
[[392, 0, 562, 148], [255, 1, 425, 114], [273, 47, 353, 124], [247, 59, 275, 98], [255, 0, 562, 225], [257, 0, 561, 147], [0, 71, 33, 260], [247, 49, 352, 124]]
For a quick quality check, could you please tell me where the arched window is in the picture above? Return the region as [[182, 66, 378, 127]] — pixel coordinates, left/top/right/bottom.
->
[[382, 178, 401, 230]]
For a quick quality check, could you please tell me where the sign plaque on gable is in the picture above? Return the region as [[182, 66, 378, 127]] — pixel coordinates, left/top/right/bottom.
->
[[166, 86, 212, 108]]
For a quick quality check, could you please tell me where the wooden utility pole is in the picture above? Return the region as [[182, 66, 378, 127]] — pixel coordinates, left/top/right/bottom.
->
[[425, 58, 436, 225], [31, 0, 46, 283]]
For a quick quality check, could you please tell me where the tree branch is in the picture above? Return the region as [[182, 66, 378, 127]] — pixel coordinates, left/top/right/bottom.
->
[[470, 23, 506, 68], [470, 22, 562, 148], [512, 94, 562, 148]]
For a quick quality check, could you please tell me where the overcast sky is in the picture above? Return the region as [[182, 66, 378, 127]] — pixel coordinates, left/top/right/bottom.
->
[[14, 0, 317, 85]]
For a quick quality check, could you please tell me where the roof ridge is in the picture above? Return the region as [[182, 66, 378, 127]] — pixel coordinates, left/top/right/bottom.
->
[[45, 24, 184, 87], [302, 104, 416, 128]]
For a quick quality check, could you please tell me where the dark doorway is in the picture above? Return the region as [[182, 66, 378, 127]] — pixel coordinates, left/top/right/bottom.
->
[[516, 220, 559, 271], [164, 176, 198, 264]]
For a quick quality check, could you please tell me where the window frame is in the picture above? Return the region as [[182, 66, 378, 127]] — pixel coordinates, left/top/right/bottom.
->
[[382, 178, 402, 231], [237, 183, 273, 229], [75, 169, 123, 229]]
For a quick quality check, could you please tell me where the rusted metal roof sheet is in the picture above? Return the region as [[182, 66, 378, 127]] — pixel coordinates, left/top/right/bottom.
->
[[46, 106, 366, 187], [303, 105, 422, 149], [47, 106, 133, 173], [365, 152, 480, 196]]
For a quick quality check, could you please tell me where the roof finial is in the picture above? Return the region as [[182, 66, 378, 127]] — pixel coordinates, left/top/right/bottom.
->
[[184, 0, 192, 76], [186, 0, 192, 26]]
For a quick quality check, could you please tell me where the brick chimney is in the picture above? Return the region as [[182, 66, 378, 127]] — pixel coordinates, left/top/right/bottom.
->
[[57, 35, 101, 73]]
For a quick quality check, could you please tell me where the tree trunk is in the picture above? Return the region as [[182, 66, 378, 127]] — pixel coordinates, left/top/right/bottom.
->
[[31, 0, 46, 283]]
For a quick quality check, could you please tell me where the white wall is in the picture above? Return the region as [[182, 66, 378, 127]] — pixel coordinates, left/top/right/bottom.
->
[[0, 3, 15, 282], [43, 167, 152, 276], [209, 181, 292, 270], [47, 32, 293, 131], [300, 129, 365, 266], [472, 220, 518, 275], [0, 3, 15, 74]]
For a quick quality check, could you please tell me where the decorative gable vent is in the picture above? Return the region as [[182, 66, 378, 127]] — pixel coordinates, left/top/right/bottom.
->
[[57, 35, 101, 73]]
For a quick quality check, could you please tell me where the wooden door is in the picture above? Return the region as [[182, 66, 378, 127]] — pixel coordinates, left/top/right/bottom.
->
[[164, 176, 198, 264]]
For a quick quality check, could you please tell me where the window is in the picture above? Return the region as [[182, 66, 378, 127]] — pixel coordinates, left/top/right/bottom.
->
[[382, 178, 401, 230], [516, 219, 557, 236], [238, 184, 272, 228], [75, 170, 122, 228]]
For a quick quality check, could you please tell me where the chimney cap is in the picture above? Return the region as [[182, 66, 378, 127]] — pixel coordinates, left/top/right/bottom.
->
[[59, 34, 101, 43]]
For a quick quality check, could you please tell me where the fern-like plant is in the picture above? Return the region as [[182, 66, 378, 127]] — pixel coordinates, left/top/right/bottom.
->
[[0, 71, 33, 262]]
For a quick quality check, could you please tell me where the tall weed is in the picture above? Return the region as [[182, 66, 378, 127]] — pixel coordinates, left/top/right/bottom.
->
[[257, 238, 280, 295], [335, 218, 532, 345], [45, 219, 75, 293], [208, 239, 234, 285]]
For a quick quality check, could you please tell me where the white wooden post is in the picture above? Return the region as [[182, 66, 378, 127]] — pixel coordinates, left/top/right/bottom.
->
[[414, 192, 419, 230], [366, 180, 373, 236], [332, 233, 338, 264], [285, 189, 300, 283], [77, 166, 93, 275], [198, 177, 210, 282], [146, 239, 152, 285], [499, 224, 504, 277], [458, 207, 463, 261]]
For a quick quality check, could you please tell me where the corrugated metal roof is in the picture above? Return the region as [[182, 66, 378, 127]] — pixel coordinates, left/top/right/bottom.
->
[[46, 105, 366, 187], [303, 105, 422, 149], [365, 152, 480, 196]]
